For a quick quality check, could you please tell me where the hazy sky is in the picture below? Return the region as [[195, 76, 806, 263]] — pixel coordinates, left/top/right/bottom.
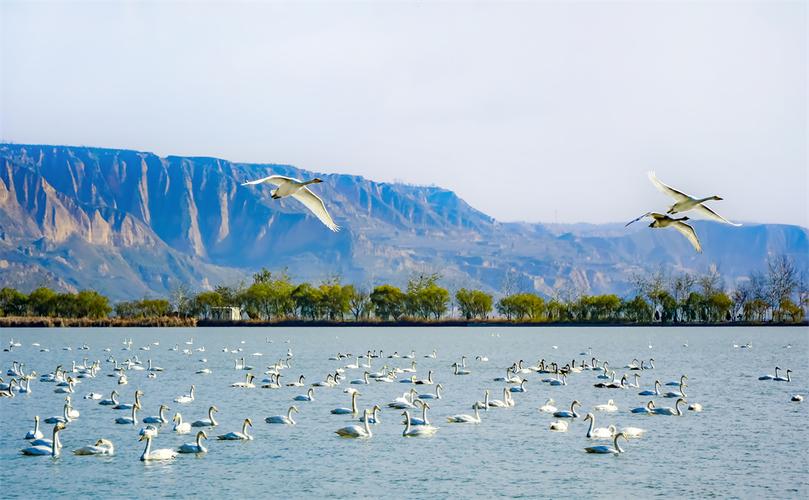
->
[[1, 1, 806, 226]]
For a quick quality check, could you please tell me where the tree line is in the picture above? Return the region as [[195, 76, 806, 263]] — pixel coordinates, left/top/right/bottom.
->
[[1, 256, 806, 324]]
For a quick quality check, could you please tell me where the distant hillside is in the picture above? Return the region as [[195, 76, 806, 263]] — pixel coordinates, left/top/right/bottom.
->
[[1, 144, 806, 300]]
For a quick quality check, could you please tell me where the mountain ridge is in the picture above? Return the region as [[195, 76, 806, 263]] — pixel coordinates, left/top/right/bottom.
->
[[1, 143, 806, 300]]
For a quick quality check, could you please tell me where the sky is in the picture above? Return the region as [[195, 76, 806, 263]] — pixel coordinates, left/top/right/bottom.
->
[[1, 1, 806, 227]]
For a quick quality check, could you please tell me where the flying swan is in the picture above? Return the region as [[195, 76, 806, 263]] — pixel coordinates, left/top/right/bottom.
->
[[241, 175, 340, 232]]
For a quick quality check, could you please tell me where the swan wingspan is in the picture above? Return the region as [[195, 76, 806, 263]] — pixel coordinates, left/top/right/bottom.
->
[[671, 221, 702, 253], [648, 171, 690, 202], [241, 175, 297, 187], [292, 187, 340, 232]]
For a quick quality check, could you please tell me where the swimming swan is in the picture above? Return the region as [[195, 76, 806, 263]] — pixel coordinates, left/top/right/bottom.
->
[[177, 431, 208, 453], [584, 432, 628, 454], [266, 406, 299, 425], [218, 418, 253, 440]]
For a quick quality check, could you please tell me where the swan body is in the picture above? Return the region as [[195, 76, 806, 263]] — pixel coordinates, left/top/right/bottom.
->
[[294, 388, 315, 401], [266, 406, 298, 425], [417, 384, 443, 400], [688, 402, 703, 412], [774, 369, 792, 382], [218, 418, 253, 440], [143, 404, 170, 424], [139, 434, 177, 461], [73, 439, 114, 456], [638, 380, 662, 396], [631, 401, 656, 414], [549, 420, 568, 432], [335, 409, 373, 438], [593, 399, 618, 412], [652, 398, 686, 416], [21, 423, 64, 456], [625, 212, 703, 252], [553, 400, 581, 418], [25, 416, 43, 440], [447, 405, 481, 424], [584, 433, 627, 454], [620, 426, 647, 438], [539, 399, 558, 413], [584, 413, 616, 439], [115, 404, 140, 424], [178, 431, 208, 453], [192, 406, 219, 427], [647, 171, 740, 225], [401, 411, 438, 437], [174, 385, 195, 404], [331, 391, 360, 416], [172, 413, 191, 434], [241, 175, 340, 231]]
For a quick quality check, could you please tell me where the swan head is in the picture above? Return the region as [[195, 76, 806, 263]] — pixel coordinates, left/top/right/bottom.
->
[[584, 413, 593, 421], [311, 178, 323, 183], [290, 406, 299, 414], [712, 196, 723, 201], [198, 431, 208, 440], [572, 400, 581, 408], [245, 418, 253, 427], [210, 406, 218, 413]]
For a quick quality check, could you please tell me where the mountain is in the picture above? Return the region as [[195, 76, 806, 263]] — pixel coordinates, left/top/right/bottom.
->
[[0, 143, 806, 301]]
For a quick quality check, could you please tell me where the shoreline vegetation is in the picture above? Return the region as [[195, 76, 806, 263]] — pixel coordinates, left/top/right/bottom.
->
[[1, 256, 806, 329], [0, 316, 806, 328]]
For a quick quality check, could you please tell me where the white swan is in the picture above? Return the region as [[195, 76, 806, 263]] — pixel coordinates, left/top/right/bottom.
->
[[172, 413, 191, 434], [452, 362, 471, 376], [266, 406, 298, 425], [293, 388, 315, 402], [583, 413, 616, 439], [759, 367, 779, 381], [218, 418, 253, 440], [113, 390, 142, 410], [665, 375, 688, 387], [663, 381, 687, 398], [620, 426, 647, 438], [625, 212, 702, 252], [350, 372, 370, 385], [652, 398, 686, 416], [408, 401, 431, 426], [417, 384, 443, 400], [192, 406, 219, 427], [549, 420, 568, 432], [414, 370, 434, 385], [335, 409, 373, 438], [25, 416, 43, 440], [584, 432, 628, 454], [115, 404, 140, 425], [358, 405, 382, 424], [688, 402, 703, 412], [177, 431, 208, 453], [21, 423, 65, 456], [73, 439, 114, 456], [593, 399, 618, 412], [174, 385, 195, 404], [553, 400, 581, 418], [510, 379, 528, 393], [774, 369, 792, 382], [241, 175, 340, 231], [446, 405, 481, 424], [539, 399, 558, 413], [231, 373, 256, 388], [647, 171, 740, 225], [143, 404, 170, 424], [638, 380, 662, 396], [631, 401, 656, 414], [331, 391, 360, 416], [401, 411, 438, 437], [139, 434, 177, 461]]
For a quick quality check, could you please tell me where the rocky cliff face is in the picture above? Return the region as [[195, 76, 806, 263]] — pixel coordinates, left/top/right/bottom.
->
[[1, 143, 806, 300]]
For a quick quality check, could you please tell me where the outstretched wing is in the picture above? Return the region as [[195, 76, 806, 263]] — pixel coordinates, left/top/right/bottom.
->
[[648, 171, 691, 202], [292, 187, 340, 232], [692, 204, 741, 226], [625, 212, 667, 227], [671, 221, 702, 253], [241, 175, 298, 187]]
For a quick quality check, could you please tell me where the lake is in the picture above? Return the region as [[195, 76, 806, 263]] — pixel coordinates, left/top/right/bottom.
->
[[1, 326, 807, 498]]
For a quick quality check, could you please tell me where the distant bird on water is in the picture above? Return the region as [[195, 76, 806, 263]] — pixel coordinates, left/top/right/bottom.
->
[[625, 212, 702, 253], [241, 175, 340, 232], [647, 171, 740, 226]]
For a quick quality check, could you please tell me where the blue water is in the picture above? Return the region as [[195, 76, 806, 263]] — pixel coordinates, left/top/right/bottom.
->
[[1, 326, 807, 498]]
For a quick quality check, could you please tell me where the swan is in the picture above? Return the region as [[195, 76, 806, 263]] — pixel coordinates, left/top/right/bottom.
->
[[192, 406, 219, 427], [115, 404, 140, 424], [218, 418, 253, 440], [54, 378, 75, 394], [424, 350, 437, 359], [331, 391, 360, 416], [473, 390, 490, 411], [178, 431, 208, 453], [620, 426, 646, 438], [139, 433, 177, 461], [231, 373, 256, 388], [647, 171, 740, 225], [25, 416, 43, 440], [631, 401, 656, 414], [539, 399, 558, 413], [446, 405, 482, 424], [335, 409, 373, 438], [452, 362, 471, 376], [73, 439, 114, 456], [64, 397, 80, 419], [99, 390, 119, 406], [418, 384, 443, 400], [639, 380, 662, 396], [414, 370, 434, 385], [549, 373, 567, 386], [664, 381, 687, 398], [388, 389, 418, 409], [287, 375, 306, 387], [147, 359, 163, 372], [625, 212, 702, 252], [143, 404, 170, 424], [401, 411, 438, 437], [476, 355, 489, 362], [294, 388, 316, 402], [584, 432, 628, 454], [351, 372, 370, 385], [774, 369, 792, 382], [174, 385, 195, 404], [113, 390, 143, 410], [593, 399, 618, 412], [173, 413, 191, 434], [549, 420, 568, 432], [358, 405, 382, 424], [241, 175, 340, 231], [665, 375, 688, 387], [44, 401, 72, 424], [553, 400, 581, 418], [791, 395, 804, 402], [759, 367, 780, 381], [408, 401, 431, 426], [488, 388, 513, 408], [510, 380, 528, 393], [21, 423, 65, 456], [652, 398, 686, 416], [583, 413, 616, 439], [84, 392, 102, 400], [266, 406, 299, 425], [688, 402, 703, 412], [401, 360, 417, 373]]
